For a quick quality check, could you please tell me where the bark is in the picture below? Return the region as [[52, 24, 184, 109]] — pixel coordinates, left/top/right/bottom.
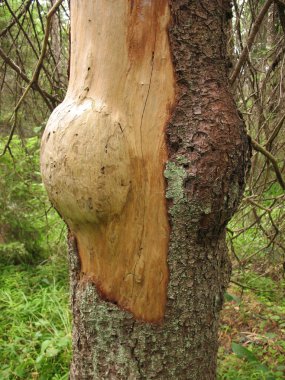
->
[[41, 1, 250, 379]]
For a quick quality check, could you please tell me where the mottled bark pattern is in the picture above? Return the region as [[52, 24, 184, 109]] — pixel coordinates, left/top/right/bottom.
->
[[167, 0, 249, 238], [69, 1, 250, 379]]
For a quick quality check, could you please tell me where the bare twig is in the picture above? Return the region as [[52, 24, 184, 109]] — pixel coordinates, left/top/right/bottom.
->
[[0, 0, 32, 38], [251, 139, 285, 190], [0, 0, 63, 156], [266, 113, 285, 149], [230, 0, 274, 84], [230, 279, 274, 293], [0, 46, 57, 107], [276, 0, 285, 34]]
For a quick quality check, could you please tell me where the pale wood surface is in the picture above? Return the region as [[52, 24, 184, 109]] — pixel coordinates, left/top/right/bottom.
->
[[41, 0, 175, 322]]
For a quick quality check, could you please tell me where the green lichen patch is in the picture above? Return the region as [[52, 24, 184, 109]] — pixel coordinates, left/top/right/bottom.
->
[[176, 155, 189, 166], [164, 161, 187, 203]]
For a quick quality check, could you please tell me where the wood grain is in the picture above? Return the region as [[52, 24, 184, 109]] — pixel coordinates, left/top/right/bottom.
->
[[41, 0, 175, 322]]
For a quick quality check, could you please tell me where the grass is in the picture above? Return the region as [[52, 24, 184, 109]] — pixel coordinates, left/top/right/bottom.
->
[[218, 275, 285, 380], [0, 257, 71, 380], [1, 255, 284, 379]]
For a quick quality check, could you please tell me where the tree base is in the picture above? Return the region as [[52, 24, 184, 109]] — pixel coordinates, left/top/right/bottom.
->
[[68, 232, 231, 380]]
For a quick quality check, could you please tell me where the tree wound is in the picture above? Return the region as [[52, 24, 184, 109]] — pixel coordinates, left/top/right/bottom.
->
[[41, 0, 176, 323]]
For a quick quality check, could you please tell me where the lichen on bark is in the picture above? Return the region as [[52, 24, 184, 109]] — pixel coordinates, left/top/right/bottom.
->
[[164, 161, 187, 203]]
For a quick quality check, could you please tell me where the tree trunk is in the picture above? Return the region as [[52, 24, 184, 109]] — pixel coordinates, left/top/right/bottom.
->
[[41, 1, 250, 379]]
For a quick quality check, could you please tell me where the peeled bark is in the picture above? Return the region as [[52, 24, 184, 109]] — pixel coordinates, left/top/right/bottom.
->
[[41, 0, 174, 323], [41, 1, 250, 379]]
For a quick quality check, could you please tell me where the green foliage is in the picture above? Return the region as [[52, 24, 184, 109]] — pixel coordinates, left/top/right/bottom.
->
[[0, 259, 71, 380], [231, 342, 273, 377], [0, 242, 30, 265], [0, 136, 65, 263], [218, 350, 277, 380], [218, 272, 285, 380]]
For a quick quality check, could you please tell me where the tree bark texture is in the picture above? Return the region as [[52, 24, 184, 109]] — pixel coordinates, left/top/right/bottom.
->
[[41, 1, 250, 379]]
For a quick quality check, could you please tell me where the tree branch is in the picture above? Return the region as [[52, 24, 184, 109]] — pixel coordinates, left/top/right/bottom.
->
[[251, 139, 285, 190], [265, 113, 285, 149], [0, 0, 32, 38], [0, 46, 58, 107], [230, 0, 274, 84], [0, 0, 63, 157], [276, 0, 285, 34]]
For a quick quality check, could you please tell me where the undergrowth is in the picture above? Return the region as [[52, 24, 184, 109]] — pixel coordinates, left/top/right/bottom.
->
[[1, 256, 284, 379], [218, 274, 285, 380], [0, 257, 71, 380]]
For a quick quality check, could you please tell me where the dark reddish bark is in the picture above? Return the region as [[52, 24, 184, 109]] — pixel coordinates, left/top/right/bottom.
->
[[167, 0, 250, 239]]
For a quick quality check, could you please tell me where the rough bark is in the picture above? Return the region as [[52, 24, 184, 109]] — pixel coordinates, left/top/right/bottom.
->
[[41, 1, 250, 379]]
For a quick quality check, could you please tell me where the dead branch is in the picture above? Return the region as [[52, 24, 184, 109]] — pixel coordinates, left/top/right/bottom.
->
[[266, 113, 285, 149], [0, 0, 32, 38], [0, 46, 57, 108], [251, 139, 285, 190], [0, 0, 63, 157], [276, 0, 285, 34], [230, 0, 274, 84]]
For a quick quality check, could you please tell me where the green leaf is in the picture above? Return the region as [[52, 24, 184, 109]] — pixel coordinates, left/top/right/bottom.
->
[[265, 333, 277, 339], [45, 346, 60, 357], [40, 339, 51, 353], [232, 342, 258, 362], [57, 336, 71, 348], [232, 342, 274, 378], [224, 292, 240, 303]]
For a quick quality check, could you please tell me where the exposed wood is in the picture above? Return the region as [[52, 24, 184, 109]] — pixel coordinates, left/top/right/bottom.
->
[[41, 0, 175, 322]]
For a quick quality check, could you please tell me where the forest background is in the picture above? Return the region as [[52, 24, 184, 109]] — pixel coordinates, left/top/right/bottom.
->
[[0, 0, 284, 379]]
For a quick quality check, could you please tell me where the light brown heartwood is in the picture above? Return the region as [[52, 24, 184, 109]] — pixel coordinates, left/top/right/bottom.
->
[[41, 0, 175, 323]]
